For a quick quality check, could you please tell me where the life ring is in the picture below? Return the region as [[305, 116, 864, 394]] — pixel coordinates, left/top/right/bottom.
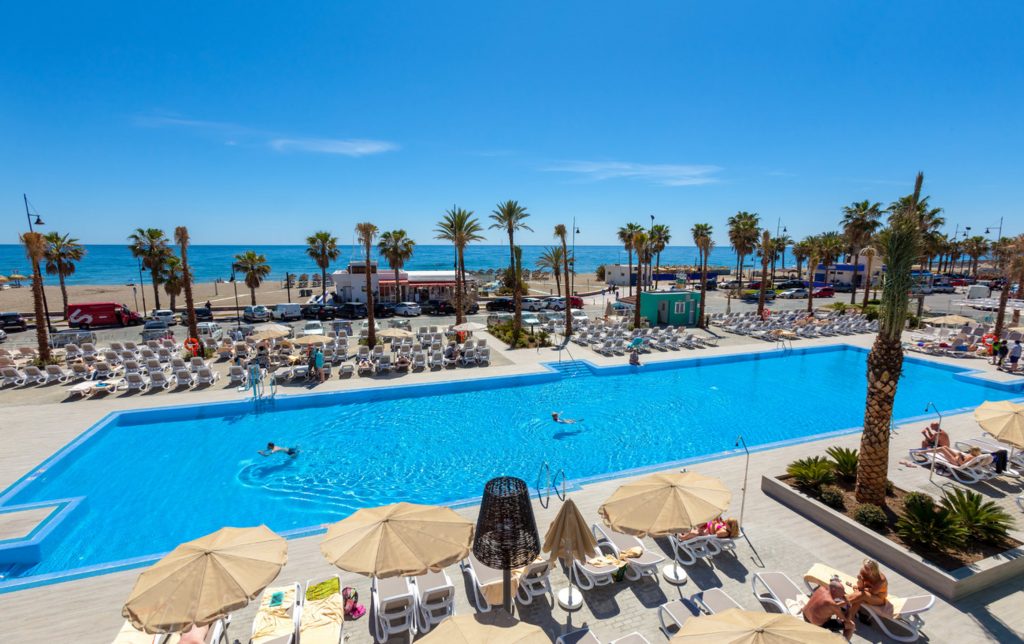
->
[[981, 333, 997, 354], [761, 308, 771, 321], [184, 337, 201, 356]]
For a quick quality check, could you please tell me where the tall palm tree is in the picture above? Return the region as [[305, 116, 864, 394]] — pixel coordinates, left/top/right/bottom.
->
[[962, 236, 989, 278], [691, 223, 714, 328], [128, 228, 171, 311], [175, 226, 200, 349], [772, 234, 792, 280], [43, 231, 85, 319], [631, 230, 649, 329], [232, 250, 271, 305], [1008, 236, 1024, 326], [378, 230, 416, 302], [536, 246, 565, 297], [888, 193, 944, 236], [841, 200, 883, 303], [648, 224, 671, 290], [992, 236, 1023, 338], [305, 231, 341, 302], [792, 239, 813, 282], [803, 235, 820, 314], [21, 232, 51, 362], [435, 207, 484, 325], [757, 230, 771, 317], [860, 245, 879, 308], [617, 223, 644, 296], [727, 212, 760, 289], [553, 227, 572, 337], [855, 173, 925, 505], [356, 223, 379, 348], [163, 256, 184, 313], [490, 200, 532, 340], [816, 231, 845, 287]]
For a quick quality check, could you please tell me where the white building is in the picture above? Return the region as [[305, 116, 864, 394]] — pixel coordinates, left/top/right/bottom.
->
[[604, 263, 651, 288], [331, 261, 475, 303], [813, 254, 885, 288]]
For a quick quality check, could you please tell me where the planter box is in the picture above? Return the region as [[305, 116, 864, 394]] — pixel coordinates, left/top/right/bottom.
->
[[761, 475, 1024, 601]]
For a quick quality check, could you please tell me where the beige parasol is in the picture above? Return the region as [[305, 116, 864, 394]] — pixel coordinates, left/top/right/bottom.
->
[[926, 314, 976, 326], [7, 272, 28, 281], [122, 525, 287, 633], [974, 400, 1024, 448], [671, 608, 844, 644], [290, 334, 332, 345], [451, 321, 486, 332], [320, 502, 473, 577], [599, 471, 732, 538], [542, 498, 598, 612], [0, 275, 7, 284], [377, 327, 415, 339], [418, 612, 549, 643], [253, 322, 291, 333]]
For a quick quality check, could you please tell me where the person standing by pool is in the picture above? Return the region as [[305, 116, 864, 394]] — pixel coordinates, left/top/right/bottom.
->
[[997, 339, 1010, 368], [629, 348, 641, 366], [1009, 340, 1022, 373], [314, 347, 325, 383]]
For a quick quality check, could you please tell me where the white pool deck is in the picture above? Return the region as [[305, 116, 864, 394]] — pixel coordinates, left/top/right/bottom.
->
[[0, 331, 1022, 643]]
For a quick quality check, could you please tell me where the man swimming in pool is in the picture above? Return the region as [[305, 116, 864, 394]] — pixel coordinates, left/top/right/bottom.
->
[[258, 442, 297, 457], [552, 412, 582, 424]]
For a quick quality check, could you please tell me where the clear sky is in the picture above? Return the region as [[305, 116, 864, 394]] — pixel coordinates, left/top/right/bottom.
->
[[2, 1, 1021, 246]]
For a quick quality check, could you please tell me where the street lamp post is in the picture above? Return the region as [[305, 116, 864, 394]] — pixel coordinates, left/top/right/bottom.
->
[[22, 194, 56, 333], [230, 269, 241, 329], [570, 217, 579, 299]]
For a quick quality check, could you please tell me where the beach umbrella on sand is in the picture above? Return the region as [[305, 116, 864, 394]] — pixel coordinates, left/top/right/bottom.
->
[[320, 502, 473, 577], [290, 334, 332, 345], [599, 471, 731, 584], [418, 612, 548, 643], [0, 275, 7, 284], [377, 327, 415, 339], [542, 498, 597, 612], [7, 272, 28, 280], [671, 608, 844, 644], [974, 400, 1024, 448], [122, 525, 286, 634]]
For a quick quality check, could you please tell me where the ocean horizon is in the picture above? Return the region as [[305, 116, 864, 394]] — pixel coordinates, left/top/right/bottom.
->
[[0, 244, 781, 286]]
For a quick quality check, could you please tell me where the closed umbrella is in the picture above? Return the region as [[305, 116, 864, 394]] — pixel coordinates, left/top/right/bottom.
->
[[974, 400, 1024, 448], [122, 526, 287, 634], [599, 471, 731, 584], [320, 502, 473, 577], [418, 612, 548, 643], [671, 608, 844, 643], [542, 498, 597, 612]]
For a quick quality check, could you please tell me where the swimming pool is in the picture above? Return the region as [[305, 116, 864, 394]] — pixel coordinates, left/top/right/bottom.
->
[[1, 344, 1020, 590]]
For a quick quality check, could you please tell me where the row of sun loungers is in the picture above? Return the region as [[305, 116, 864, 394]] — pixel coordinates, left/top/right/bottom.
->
[[716, 312, 878, 339]]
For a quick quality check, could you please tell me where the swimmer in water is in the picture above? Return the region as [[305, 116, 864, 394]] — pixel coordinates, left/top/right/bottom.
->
[[552, 412, 582, 424], [258, 442, 298, 457]]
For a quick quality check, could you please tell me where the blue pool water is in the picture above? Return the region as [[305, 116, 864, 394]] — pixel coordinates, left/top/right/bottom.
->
[[1, 345, 1020, 590]]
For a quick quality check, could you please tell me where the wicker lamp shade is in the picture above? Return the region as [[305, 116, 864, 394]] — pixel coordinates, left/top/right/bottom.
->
[[473, 477, 540, 570]]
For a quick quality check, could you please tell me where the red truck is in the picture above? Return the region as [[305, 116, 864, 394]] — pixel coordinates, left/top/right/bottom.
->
[[67, 302, 144, 329]]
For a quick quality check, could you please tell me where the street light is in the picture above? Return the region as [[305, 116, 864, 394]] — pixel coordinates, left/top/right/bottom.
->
[[22, 194, 55, 333], [230, 269, 241, 329], [984, 217, 1004, 241]]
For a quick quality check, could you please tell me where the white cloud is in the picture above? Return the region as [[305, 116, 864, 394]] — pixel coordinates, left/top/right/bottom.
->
[[269, 138, 398, 156], [543, 161, 722, 186]]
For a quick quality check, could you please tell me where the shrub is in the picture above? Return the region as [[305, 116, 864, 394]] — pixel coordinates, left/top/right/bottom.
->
[[595, 264, 606, 281], [902, 491, 935, 513], [786, 456, 835, 491], [818, 485, 846, 510], [906, 314, 921, 330], [885, 479, 895, 496], [487, 321, 551, 349], [854, 504, 888, 532], [829, 302, 848, 313], [863, 305, 880, 321], [896, 499, 965, 551], [941, 487, 1016, 544], [825, 446, 858, 480]]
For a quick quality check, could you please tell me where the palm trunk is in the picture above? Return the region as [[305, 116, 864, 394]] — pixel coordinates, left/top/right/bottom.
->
[[735, 253, 743, 290], [322, 266, 329, 302], [807, 256, 816, 314], [453, 246, 465, 325], [169, 293, 177, 312], [31, 258, 51, 362], [855, 334, 903, 504], [849, 261, 860, 305], [655, 251, 662, 292], [58, 270, 70, 319], [699, 249, 709, 328], [757, 250, 770, 317], [561, 237, 572, 338], [863, 256, 874, 308], [628, 250, 634, 297], [510, 233, 521, 340], [459, 253, 468, 320], [554, 270, 561, 297], [394, 268, 401, 303], [182, 250, 199, 351], [365, 244, 376, 348], [249, 287, 256, 305], [993, 274, 1012, 339], [151, 268, 162, 310]]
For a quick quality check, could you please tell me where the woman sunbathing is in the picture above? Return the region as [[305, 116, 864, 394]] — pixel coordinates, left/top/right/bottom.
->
[[847, 559, 888, 617], [923, 445, 981, 466], [677, 517, 730, 541]]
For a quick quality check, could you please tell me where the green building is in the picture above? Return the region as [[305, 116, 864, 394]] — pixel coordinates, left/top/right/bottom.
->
[[638, 291, 701, 327]]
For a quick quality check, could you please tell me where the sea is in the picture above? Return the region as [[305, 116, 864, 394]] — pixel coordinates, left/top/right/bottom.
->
[[0, 244, 776, 286]]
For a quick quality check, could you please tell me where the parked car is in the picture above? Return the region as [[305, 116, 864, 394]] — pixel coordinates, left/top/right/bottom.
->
[[337, 302, 368, 319], [301, 303, 338, 320], [485, 297, 515, 312], [542, 296, 565, 310], [611, 301, 634, 312], [196, 321, 224, 343], [0, 328, 6, 343], [741, 289, 776, 301], [778, 288, 808, 299], [812, 286, 835, 298], [0, 312, 28, 332], [721, 280, 742, 290], [831, 283, 854, 293], [423, 299, 478, 315], [931, 282, 955, 294], [151, 309, 179, 325], [272, 303, 302, 321], [486, 313, 513, 326], [67, 302, 144, 329], [194, 307, 214, 322], [569, 309, 589, 323], [520, 297, 546, 312], [300, 320, 325, 337], [48, 329, 96, 348], [775, 279, 807, 290], [374, 302, 397, 318], [141, 320, 171, 341], [521, 313, 542, 327], [394, 302, 422, 317], [242, 305, 272, 323]]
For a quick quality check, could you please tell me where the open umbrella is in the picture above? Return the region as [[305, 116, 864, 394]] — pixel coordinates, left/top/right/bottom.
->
[[320, 502, 473, 577], [926, 314, 976, 326], [290, 334, 332, 345], [253, 322, 291, 334], [598, 471, 731, 584], [452, 321, 486, 332], [419, 612, 548, 643], [250, 329, 291, 341], [122, 526, 286, 634], [7, 272, 28, 281], [542, 498, 597, 612], [974, 400, 1024, 448], [377, 327, 415, 339], [671, 608, 844, 643]]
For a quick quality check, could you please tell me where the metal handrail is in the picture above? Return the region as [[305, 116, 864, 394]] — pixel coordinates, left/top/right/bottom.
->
[[536, 461, 552, 508], [552, 468, 567, 502]]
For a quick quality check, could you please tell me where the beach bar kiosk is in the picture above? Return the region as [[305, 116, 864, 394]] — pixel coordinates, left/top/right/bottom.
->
[[637, 291, 700, 326]]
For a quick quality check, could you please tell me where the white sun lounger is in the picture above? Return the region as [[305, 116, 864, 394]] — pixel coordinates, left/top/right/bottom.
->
[[166, 617, 229, 644], [515, 559, 553, 604], [250, 582, 301, 644], [556, 627, 652, 644], [411, 569, 455, 633], [299, 576, 344, 644], [909, 448, 997, 484], [461, 553, 502, 612], [657, 598, 697, 637], [570, 544, 620, 590], [371, 576, 416, 642], [44, 364, 72, 384], [592, 523, 664, 581]]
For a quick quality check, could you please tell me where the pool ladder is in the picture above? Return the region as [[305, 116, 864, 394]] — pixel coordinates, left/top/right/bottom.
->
[[241, 365, 276, 403], [536, 461, 566, 509]]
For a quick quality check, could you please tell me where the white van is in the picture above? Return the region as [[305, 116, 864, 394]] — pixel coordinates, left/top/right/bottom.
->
[[966, 284, 991, 300], [272, 303, 302, 321], [196, 322, 224, 343]]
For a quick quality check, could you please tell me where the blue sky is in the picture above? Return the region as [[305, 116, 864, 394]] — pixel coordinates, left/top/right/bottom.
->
[[2, 2, 1022, 246]]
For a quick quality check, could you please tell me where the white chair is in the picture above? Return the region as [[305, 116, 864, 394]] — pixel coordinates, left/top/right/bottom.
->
[[412, 569, 454, 633], [92, 361, 118, 380], [195, 367, 220, 386], [149, 370, 172, 390], [909, 448, 997, 485], [371, 576, 416, 642], [174, 369, 195, 388], [228, 365, 248, 386], [68, 362, 91, 381], [515, 559, 553, 604], [592, 523, 664, 581], [125, 372, 150, 392], [43, 364, 71, 384], [21, 365, 47, 386]]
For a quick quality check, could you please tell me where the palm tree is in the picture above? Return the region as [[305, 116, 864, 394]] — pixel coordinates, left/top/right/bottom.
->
[[306, 231, 341, 301], [356, 223, 379, 348], [962, 236, 989, 278], [727, 212, 760, 289], [860, 245, 879, 308], [1008, 236, 1024, 326], [42, 232, 85, 319], [772, 234, 792, 280], [490, 200, 532, 340], [232, 250, 271, 305], [992, 236, 1023, 338], [163, 256, 184, 313], [803, 235, 820, 314], [855, 173, 925, 505], [617, 223, 644, 296], [536, 246, 565, 297], [792, 239, 813, 282], [888, 193, 944, 235], [378, 230, 416, 302], [128, 228, 171, 311], [553, 228, 572, 337], [436, 207, 484, 325], [21, 232, 50, 362], [841, 200, 883, 303], [691, 223, 714, 328], [175, 226, 200, 349], [631, 230, 649, 329], [757, 230, 771, 317], [816, 231, 845, 288], [648, 224, 671, 290]]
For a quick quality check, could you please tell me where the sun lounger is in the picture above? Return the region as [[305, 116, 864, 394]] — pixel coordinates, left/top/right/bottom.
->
[[125, 373, 150, 392], [656, 599, 696, 637], [571, 544, 620, 590], [250, 582, 301, 644], [371, 576, 416, 642], [68, 378, 124, 399], [195, 367, 220, 386], [228, 365, 248, 386], [556, 627, 652, 644], [93, 361, 119, 380], [21, 365, 47, 385], [956, 436, 1024, 470], [909, 448, 997, 484], [691, 587, 743, 614], [751, 571, 809, 616], [339, 363, 354, 377], [515, 559, 552, 604], [149, 371, 172, 390], [461, 553, 503, 612], [165, 617, 229, 644], [44, 364, 71, 384], [592, 523, 664, 581], [111, 619, 164, 644], [670, 534, 717, 565], [299, 577, 344, 644], [0, 366, 26, 387], [174, 369, 195, 389], [411, 569, 454, 633]]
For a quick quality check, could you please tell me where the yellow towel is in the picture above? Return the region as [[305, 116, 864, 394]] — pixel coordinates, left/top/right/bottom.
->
[[621, 546, 643, 559], [301, 594, 345, 630], [586, 554, 624, 568]]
